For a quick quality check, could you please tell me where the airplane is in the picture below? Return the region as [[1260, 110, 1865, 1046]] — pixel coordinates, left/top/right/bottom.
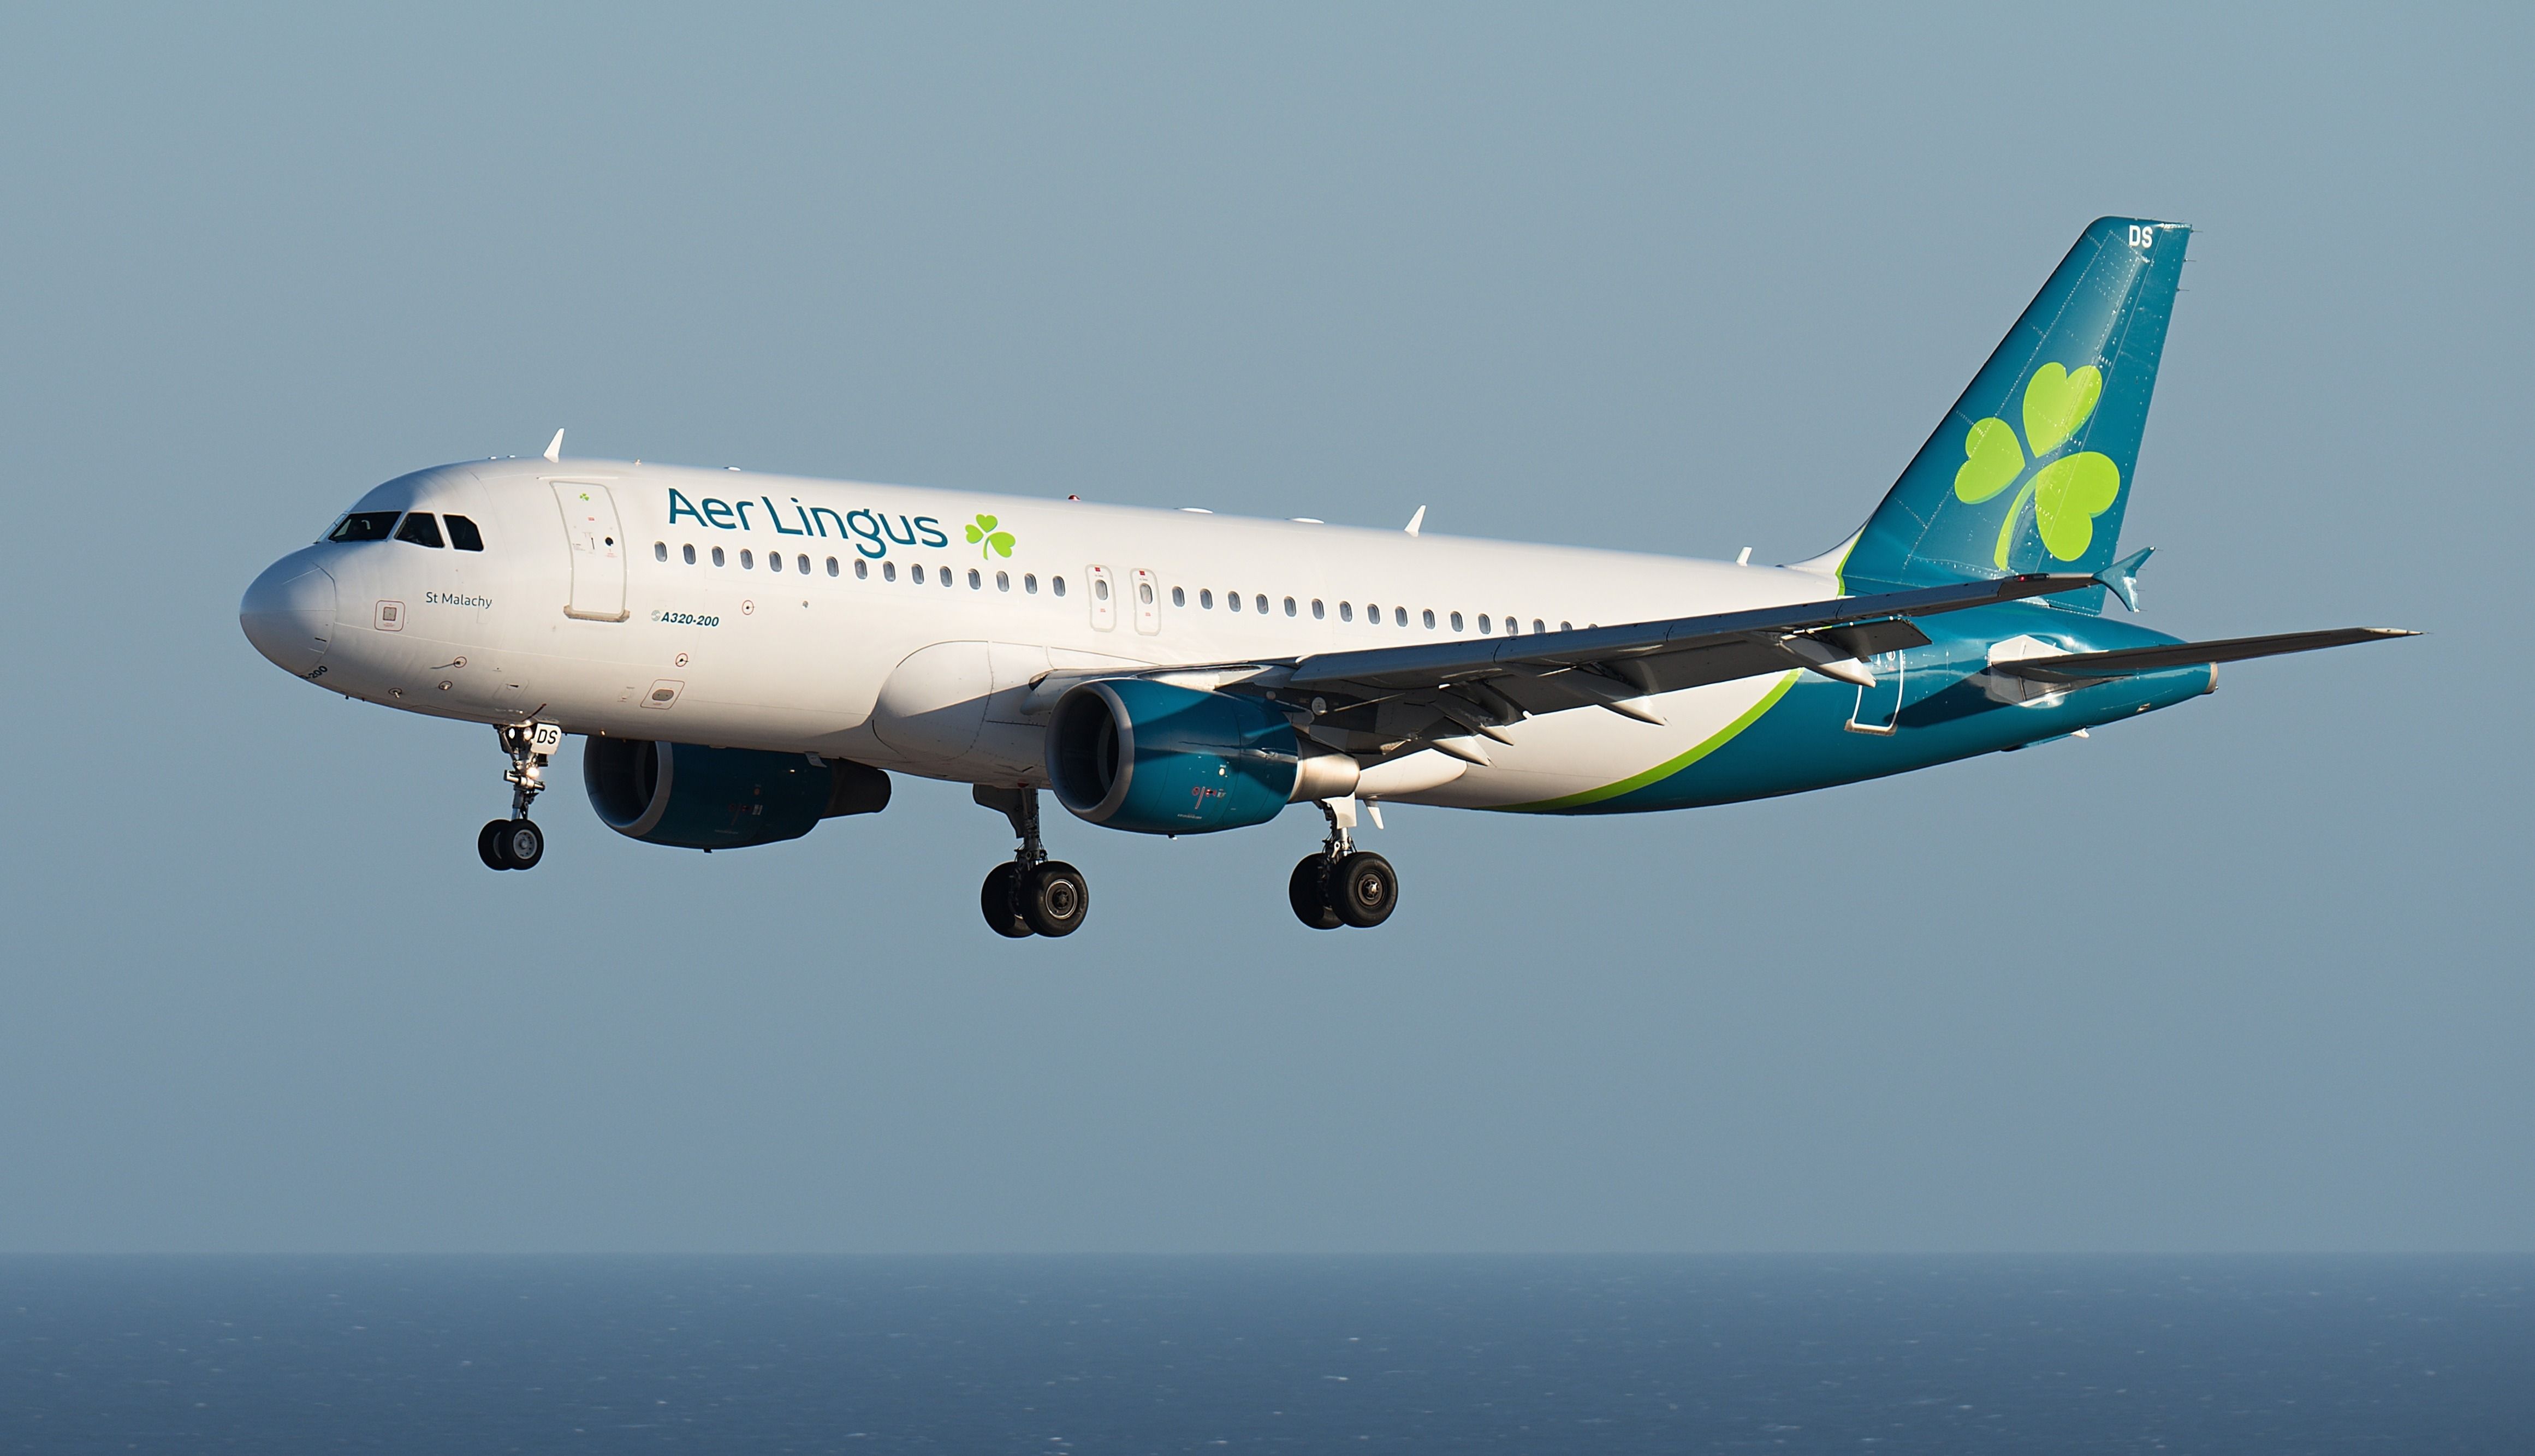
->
[[239, 216, 2409, 938]]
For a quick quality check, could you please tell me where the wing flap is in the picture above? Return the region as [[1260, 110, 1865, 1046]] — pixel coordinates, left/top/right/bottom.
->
[[1287, 573, 2094, 694]]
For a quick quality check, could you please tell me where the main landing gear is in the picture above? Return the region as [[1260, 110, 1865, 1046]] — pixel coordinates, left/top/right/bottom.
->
[[974, 785, 1088, 938], [479, 722, 561, 871], [1289, 799, 1398, 930]]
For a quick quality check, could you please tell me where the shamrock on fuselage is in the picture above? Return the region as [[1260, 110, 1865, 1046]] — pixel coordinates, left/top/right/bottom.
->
[[965, 513, 1016, 559]]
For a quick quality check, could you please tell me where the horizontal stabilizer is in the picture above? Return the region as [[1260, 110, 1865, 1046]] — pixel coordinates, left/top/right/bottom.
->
[[1991, 627, 2417, 684]]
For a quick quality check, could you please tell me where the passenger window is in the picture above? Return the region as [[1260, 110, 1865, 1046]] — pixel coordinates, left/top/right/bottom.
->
[[683, 544, 697, 564], [883, 561, 898, 581], [1450, 611, 1463, 631], [1053, 575, 1066, 597], [1339, 602, 1352, 621], [1560, 621, 1572, 632], [1422, 609, 1435, 629], [1312, 599, 1325, 620], [741, 549, 755, 569], [653, 542, 667, 562], [1479, 614, 1492, 634], [1138, 581, 1154, 604], [1094, 577, 1110, 601], [326, 510, 401, 543], [1534, 619, 1546, 634], [1024, 573, 1038, 593], [1256, 595, 1268, 614], [941, 567, 954, 588], [394, 513, 445, 548], [443, 514, 485, 551], [827, 557, 839, 577], [1200, 589, 1214, 609], [770, 552, 784, 573], [1227, 591, 1241, 613], [911, 563, 924, 584], [970, 569, 983, 589], [798, 555, 811, 574], [711, 546, 726, 567], [1284, 597, 1296, 617], [997, 571, 1010, 591], [1171, 586, 1185, 607], [855, 558, 869, 579]]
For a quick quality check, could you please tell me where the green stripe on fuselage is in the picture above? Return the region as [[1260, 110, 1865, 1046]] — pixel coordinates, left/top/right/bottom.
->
[[1499, 671, 1799, 813]]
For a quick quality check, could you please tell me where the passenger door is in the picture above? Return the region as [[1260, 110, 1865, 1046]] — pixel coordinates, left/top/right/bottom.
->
[[551, 481, 629, 621]]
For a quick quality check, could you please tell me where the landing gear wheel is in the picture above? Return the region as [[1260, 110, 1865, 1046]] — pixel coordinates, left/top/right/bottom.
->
[[478, 820, 510, 871], [498, 818, 544, 871], [1020, 861, 1089, 938], [1330, 850, 1397, 928], [1289, 855, 1342, 930], [981, 862, 1034, 938]]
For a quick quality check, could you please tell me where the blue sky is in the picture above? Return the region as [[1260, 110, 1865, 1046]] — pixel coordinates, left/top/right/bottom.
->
[[1, 3, 2526, 1252]]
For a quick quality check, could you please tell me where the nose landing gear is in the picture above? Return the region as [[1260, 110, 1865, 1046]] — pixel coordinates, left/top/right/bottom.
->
[[479, 721, 561, 871], [974, 785, 1089, 938], [1290, 798, 1398, 929]]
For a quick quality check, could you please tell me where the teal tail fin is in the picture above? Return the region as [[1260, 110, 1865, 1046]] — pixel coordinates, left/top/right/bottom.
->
[[1838, 217, 2189, 610]]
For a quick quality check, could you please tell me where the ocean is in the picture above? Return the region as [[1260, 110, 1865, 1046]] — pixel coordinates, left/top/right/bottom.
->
[[2, 1257, 2526, 1453]]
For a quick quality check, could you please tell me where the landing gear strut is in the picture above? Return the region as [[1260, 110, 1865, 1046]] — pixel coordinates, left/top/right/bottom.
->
[[479, 721, 560, 871], [974, 785, 1088, 938], [1290, 798, 1398, 930]]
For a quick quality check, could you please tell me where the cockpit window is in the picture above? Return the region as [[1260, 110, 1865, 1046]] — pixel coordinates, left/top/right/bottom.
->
[[443, 515, 485, 551], [393, 512, 445, 548], [326, 510, 401, 543]]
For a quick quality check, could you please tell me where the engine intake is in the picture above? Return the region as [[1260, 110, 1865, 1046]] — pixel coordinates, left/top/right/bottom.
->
[[584, 739, 889, 850], [1048, 679, 1345, 835]]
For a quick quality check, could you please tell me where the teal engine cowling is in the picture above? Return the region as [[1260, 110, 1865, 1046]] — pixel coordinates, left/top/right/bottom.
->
[[583, 739, 890, 850], [1047, 679, 1305, 835]]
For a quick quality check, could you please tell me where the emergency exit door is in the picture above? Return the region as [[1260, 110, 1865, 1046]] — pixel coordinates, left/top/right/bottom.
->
[[552, 481, 629, 622]]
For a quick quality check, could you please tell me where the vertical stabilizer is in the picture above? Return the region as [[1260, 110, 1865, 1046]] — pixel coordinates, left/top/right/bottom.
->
[[1841, 218, 2188, 610]]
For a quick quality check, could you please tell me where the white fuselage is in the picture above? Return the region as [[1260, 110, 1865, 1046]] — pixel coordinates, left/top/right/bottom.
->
[[246, 459, 1841, 809]]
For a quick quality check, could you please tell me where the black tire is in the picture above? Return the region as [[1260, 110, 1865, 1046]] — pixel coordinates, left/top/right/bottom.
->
[[1022, 861, 1090, 938], [478, 820, 510, 871], [1289, 855, 1341, 930], [982, 862, 1034, 937], [1330, 850, 1397, 928], [500, 818, 544, 870]]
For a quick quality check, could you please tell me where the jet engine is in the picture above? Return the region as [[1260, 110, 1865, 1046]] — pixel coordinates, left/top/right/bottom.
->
[[583, 739, 890, 850], [1046, 679, 1355, 835]]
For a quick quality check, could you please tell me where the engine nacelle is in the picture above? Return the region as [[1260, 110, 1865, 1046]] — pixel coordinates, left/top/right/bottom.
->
[[1046, 679, 1314, 835], [583, 739, 890, 850]]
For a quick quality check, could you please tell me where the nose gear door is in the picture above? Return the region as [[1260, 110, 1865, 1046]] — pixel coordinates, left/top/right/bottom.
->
[[551, 481, 630, 621]]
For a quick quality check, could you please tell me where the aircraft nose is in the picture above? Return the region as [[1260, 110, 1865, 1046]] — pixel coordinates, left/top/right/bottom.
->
[[240, 555, 338, 675]]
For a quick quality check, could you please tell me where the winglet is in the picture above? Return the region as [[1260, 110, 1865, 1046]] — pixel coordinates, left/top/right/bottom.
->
[[2094, 547, 2153, 613], [543, 429, 565, 464], [1404, 506, 1426, 537]]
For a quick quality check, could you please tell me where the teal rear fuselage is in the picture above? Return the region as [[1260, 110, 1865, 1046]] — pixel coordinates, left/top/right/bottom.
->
[[1543, 602, 2207, 814]]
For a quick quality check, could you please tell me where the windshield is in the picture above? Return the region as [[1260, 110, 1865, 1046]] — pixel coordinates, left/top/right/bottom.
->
[[393, 512, 445, 548], [326, 510, 401, 543]]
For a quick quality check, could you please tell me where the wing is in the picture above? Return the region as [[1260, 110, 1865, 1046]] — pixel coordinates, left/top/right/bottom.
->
[[1022, 572, 2103, 764], [1987, 626, 2418, 685]]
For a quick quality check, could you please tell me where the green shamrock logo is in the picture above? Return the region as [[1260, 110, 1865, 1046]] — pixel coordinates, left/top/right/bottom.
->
[[1951, 362, 2122, 568], [964, 513, 1015, 558]]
